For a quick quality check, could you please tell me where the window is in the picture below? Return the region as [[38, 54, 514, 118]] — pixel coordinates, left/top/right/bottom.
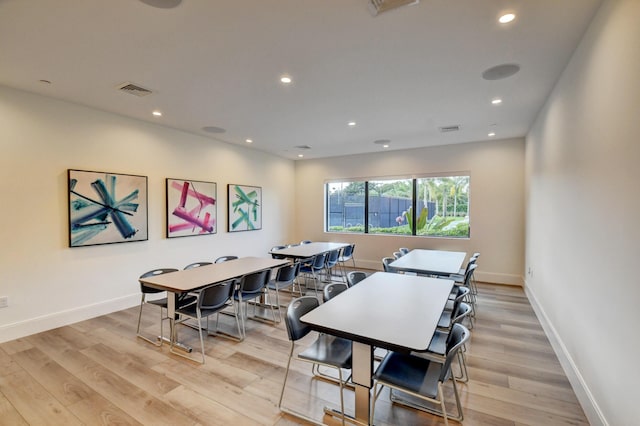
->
[[367, 179, 412, 235], [325, 175, 470, 238], [326, 181, 365, 233], [416, 176, 469, 237]]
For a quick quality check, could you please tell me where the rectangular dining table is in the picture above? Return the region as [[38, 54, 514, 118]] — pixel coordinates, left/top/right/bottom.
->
[[300, 271, 454, 425], [389, 248, 467, 276], [139, 256, 289, 349], [269, 241, 351, 260]]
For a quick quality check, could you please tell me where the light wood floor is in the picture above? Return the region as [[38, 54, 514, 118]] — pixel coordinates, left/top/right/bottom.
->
[[0, 280, 589, 425]]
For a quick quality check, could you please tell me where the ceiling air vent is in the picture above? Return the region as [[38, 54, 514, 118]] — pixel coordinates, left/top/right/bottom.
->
[[439, 125, 461, 133], [117, 82, 153, 97], [295, 145, 312, 150], [368, 0, 419, 16]]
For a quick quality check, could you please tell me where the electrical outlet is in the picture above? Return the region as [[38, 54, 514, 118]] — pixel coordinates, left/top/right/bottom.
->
[[0, 296, 8, 308]]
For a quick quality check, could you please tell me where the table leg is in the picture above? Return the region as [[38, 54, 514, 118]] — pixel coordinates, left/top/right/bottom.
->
[[352, 341, 373, 424], [322, 341, 372, 425], [162, 292, 192, 353]]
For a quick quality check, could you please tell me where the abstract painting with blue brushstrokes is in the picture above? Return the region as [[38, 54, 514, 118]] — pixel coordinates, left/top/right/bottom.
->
[[68, 169, 148, 247]]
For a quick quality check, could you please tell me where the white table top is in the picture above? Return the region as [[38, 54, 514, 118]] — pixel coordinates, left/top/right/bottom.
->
[[301, 272, 454, 352], [389, 249, 467, 276], [270, 242, 350, 259], [139, 257, 289, 293]]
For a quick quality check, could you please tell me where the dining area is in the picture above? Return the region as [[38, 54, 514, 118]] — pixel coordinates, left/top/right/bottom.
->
[[135, 243, 478, 425], [0, 241, 590, 425]]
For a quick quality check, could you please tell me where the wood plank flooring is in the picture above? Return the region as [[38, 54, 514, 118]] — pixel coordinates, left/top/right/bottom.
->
[[0, 280, 588, 425]]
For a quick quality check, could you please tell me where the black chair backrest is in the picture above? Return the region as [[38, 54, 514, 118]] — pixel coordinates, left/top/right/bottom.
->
[[184, 262, 212, 270], [399, 247, 410, 255], [452, 302, 472, 325], [215, 255, 238, 263], [139, 268, 178, 294], [300, 240, 312, 244], [271, 245, 287, 259], [199, 280, 235, 310], [464, 263, 478, 286], [382, 257, 396, 273], [326, 249, 340, 266], [393, 251, 402, 259], [341, 244, 354, 258], [284, 297, 319, 341], [323, 283, 348, 302], [276, 262, 300, 282], [454, 285, 470, 303], [239, 269, 270, 295], [311, 252, 328, 269], [347, 271, 367, 287], [440, 323, 470, 382]]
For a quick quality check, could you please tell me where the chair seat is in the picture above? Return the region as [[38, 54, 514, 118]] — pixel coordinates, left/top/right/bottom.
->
[[233, 290, 263, 301], [268, 280, 294, 291], [374, 352, 443, 398], [427, 330, 448, 355], [298, 334, 352, 369], [438, 310, 453, 329], [176, 303, 229, 318], [147, 297, 168, 307]]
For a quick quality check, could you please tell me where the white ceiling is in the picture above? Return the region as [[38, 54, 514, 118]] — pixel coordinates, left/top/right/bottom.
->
[[0, 0, 602, 160]]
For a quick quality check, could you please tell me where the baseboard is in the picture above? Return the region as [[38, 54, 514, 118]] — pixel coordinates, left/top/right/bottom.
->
[[355, 259, 522, 285], [0, 294, 140, 344], [524, 281, 607, 426]]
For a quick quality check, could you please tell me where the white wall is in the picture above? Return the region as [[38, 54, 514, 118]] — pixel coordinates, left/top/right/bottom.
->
[[294, 138, 525, 285], [525, 0, 640, 424], [0, 86, 296, 343]]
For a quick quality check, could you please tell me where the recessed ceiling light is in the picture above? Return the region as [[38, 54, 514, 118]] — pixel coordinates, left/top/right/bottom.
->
[[139, 0, 182, 9], [280, 76, 292, 84], [245, 139, 253, 143], [492, 98, 502, 105], [488, 132, 496, 137], [298, 154, 304, 158], [152, 111, 162, 117], [348, 121, 356, 127], [383, 144, 390, 148], [499, 13, 516, 24]]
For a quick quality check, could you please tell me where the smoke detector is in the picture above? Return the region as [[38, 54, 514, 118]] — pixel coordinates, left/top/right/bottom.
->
[[369, 0, 419, 16]]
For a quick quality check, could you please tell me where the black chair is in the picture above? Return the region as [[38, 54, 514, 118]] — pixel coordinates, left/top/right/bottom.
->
[[136, 268, 178, 346], [300, 240, 312, 244], [324, 249, 341, 282], [300, 252, 328, 297], [371, 324, 470, 425], [267, 261, 302, 321], [337, 243, 356, 276], [439, 286, 470, 330], [393, 251, 403, 259], [278, 297, 352, 425], [323, 282, 348, 302], [234, 269, 274, 337], [399, 247, 410, 255], [171, 280, 241, 363], [184, 261, 213, 270], [215, 255, 238, 263], [382, 257, 398, 273], [270, 245, 287, 260], [346, 271, 367, 287], [414, 302, 472, 383]]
